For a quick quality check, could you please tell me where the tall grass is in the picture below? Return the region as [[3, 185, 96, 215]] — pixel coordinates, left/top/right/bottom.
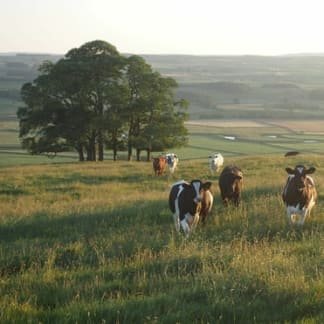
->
[[0, 155, 323, 323]]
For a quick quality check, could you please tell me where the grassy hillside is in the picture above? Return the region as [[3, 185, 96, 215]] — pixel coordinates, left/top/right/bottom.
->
[[0, 155, 323, 322]]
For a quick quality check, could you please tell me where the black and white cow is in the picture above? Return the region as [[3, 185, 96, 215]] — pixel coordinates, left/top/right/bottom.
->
[[282, 165, 317, 226], [165, 153, 178, 175], [169, 180, 212, 237]]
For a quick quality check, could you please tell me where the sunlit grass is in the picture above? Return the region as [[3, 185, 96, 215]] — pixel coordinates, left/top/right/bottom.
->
[[0, 155, 323, 323]]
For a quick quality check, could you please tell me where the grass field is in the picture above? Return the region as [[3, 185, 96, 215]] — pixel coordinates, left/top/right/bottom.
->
[[1, 119, 324, 166], [1, 57, 323, 322], [0, 154, 323, 323]]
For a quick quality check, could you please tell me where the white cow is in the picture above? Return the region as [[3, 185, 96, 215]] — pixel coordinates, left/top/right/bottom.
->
[[165, 153, 179, 175], [209, 153, 224, 173]]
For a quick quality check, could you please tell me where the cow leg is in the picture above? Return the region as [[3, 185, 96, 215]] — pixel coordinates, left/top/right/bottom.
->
[[173, 213, 180, 232], [298, 196, 316, 226], [191, 213, 200, 230], [173, 192, 182, 233], [298, 209, 308, 226], [286, 209, 293, 225], [180, 219, 190, 238]]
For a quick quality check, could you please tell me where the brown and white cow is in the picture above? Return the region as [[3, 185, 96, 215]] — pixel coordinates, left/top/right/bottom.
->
[[152, 156, 166, 176], [218, 165, 243, 206], [169, 179, 212, 237], [200, 185, 214, 225], [282, 165, 317, 226]]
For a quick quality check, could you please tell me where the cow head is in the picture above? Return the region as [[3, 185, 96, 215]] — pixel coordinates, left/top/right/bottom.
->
[[190, 180, 212, 203], [209, 153, 221, 159], [166, 153, 178, 164], [285, 165, 316, 191]]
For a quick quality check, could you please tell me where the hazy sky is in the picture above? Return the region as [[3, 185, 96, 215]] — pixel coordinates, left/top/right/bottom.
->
[[2, 0, 324, 55]]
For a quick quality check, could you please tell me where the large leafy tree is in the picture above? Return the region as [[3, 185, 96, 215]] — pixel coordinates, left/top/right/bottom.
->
[[62, 40, 126, 161], [124, 55, 188, 161], [17, 40, 189, 162], [18, 40, 126, 161]]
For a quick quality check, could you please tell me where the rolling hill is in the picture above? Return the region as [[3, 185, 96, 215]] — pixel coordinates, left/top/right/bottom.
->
[[2, 53, 324, 120]]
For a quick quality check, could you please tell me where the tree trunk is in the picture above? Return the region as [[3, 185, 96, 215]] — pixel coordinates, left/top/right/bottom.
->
[[146, 149, 151, 161], [76, 144, 84, 161], [98, 131, 104, 161], [136, 148, 141, 161], [113, 147, 117, 161], [87, 136, 96, 161], [127, 144, 132, 161]]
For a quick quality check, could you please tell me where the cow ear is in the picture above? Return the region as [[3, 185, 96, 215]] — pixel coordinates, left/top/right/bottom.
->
[[203, 181, 212, 190], [306, 167, 316, 174], [285, 167, 294, 174]]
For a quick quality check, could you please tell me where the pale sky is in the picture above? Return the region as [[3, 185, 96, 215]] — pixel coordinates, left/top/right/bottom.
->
[[2, 0, 324, 56]]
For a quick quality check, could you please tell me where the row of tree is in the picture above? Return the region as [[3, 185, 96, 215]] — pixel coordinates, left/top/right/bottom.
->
[[17, 40, 189, 161]]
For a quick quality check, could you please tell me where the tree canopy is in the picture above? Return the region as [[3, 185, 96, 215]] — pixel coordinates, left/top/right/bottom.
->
[[17, 40, 189, 161]]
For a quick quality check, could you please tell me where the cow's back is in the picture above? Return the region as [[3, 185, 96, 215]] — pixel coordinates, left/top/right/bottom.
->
[[169, 180, 187, 213]]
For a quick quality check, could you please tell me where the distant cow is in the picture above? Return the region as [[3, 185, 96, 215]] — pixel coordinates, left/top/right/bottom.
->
[[209, 153, 224, 173], [165, 153, 179, 175], [219, 165, 243, 206], [285, 151, 300, 157], [169, 179, 212, 237], [152, 156, 166, 176], [282, 165, 317, 226]]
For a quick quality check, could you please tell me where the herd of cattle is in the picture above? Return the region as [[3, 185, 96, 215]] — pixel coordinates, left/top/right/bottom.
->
[[153, 152, 318, 237]]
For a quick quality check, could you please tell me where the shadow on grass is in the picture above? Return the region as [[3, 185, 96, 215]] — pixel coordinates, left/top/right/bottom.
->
[[0, 199, 171, 244], [0, 183, 27, 196], [0, 199, 172, 276]]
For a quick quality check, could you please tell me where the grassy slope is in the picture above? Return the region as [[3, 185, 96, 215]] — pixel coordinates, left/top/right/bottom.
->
[[0, 155, 323, 323]]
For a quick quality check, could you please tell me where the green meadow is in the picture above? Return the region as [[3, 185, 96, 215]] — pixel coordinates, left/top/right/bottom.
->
[[0, 154, 323, 323], [1, 53, 324, 323]]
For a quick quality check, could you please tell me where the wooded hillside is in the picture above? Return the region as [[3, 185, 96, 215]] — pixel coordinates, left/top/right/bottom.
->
[[2, 53, 324, 120]]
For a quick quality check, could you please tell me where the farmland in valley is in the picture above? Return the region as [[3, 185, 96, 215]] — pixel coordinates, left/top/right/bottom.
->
[[1, 118, 324, 166]]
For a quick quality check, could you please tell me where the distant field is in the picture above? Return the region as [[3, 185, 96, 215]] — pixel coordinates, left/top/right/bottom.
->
[[1, 119, 324, 166], [186, 119, 324, 133], [179, 119, 324, 158]]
